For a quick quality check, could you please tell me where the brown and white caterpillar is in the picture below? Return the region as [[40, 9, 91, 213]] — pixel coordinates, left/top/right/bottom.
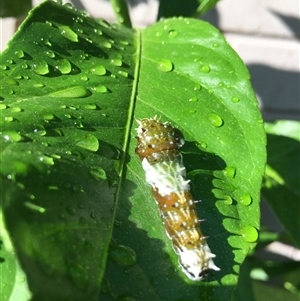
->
[[135, 116, 220, 281]]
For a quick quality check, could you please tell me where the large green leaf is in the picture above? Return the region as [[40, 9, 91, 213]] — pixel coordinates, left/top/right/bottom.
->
[[0, 1, 266, 300], [262, 121, 300, 248]]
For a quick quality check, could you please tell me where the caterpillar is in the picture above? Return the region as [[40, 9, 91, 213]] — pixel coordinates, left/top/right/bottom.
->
[[135, 116, 220, 281]]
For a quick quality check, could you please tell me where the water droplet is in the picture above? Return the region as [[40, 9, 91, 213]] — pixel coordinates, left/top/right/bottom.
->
[[24, 202, 46, 213], [91, 65, 106, 75], [239, 194, 252, 206], [32, 59, 49, 75], [94, 28, 102, 35], [84, 104, 97, 110], [33, 83, 45, 88], [49, 86, 91, 98], [223, 166, 236, 179], [48, 185, 58, 191], [200, 141, 207, 149], [188, 96, 198, 102], [118, 70, 128, 77], [187, 109, 196, 114], [58, 25, 78, 42], [110, 58, 122, 66], [157, 59, 173, 72], [208, 113, 223, 127], [240, 225, 258, 242], [193, 84, 201, 91], [218, 82, 224, 87], [213, 43, 219, 48], [231, 96, 240, 103], [10, 106, 22, 112], [15, 49, 24, 58], [33, 125, 46, 136], [1, 131, 22, 142], [66, 259, 88, 290], [93, 85, 107, 93], [55, 58, 72, 74], [168, 30, 178, 37], [46, 50, 55, 58], [74, 120, 84, 128], [76, 134, 99, 152], [101, 41, 112, 48], [0, 104, 7, 110], [89, 167, 107, 181], [109, 245, 137, 267], [66, 205, 76, 215], [39, 155, 54, 165], [200, 65, 210, 73], [44, 113, 55, 121], [4, 116, 14, 122]]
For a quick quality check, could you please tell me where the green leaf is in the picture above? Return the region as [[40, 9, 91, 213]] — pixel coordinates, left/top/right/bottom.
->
[[0, 1, 266, 300], [262, 121, 300, 248], [0, 1, 136, 300], [107, 17, 266, 300]]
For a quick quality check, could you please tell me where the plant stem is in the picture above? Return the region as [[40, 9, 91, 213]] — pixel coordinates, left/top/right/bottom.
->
[[110, 0, 132, 28]]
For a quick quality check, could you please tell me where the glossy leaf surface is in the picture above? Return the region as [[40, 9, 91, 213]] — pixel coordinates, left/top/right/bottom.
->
[[0, 1, 266, 300]]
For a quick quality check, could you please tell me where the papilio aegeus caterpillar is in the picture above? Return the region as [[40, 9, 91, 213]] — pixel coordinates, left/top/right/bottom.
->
[[135, 116, 220, 281]]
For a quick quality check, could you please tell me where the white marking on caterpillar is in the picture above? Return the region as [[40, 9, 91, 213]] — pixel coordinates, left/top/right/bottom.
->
[[135, 117, 220, 281]]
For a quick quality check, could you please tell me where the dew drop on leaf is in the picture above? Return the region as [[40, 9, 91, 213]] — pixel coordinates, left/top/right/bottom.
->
[[33, 125, 46, 136], [92, 65, 106, 75], [118, 70, 128, 77], [208, 113, 223, 127], [46, 50, 55, 58], [66, 205, 76, 215], [168, 29, 178, 37], [240, 225, 258, 242], [89, 167, 107, 181], [4, 116, 13, 122], [231, 96, 240, 103], [157, 59, 173, 72], [33, 83, 45, 88], [32, 59, 49, 75], [0, 104, 7, 110], [76, 134, 99, 152], [93, 85, 107, 93], [110, 58, 122, 67], [39, 155, 54, 165], [55, 58, 72, 74], [1, 131, 22, 142], [49, 86, 91, 98], [58, 25, 78, 42], [200, 64, 210, 73], [84, 103, 97, 110], [188, 96, 198, 102], [109, 245, 137, 267], [66, 259, 88, 290], [193, 84, 201, 91], [10, 106, 22, 112], [44, 113, 55, 121], [15, 49, 24, 58], [239, 194, 252, 206], [101, 41, 112, 48]]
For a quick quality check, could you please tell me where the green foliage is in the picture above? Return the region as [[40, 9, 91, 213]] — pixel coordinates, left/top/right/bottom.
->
[[0, 0, 282, 300], [263, 121, 300, 248], [0, 0, 32, 17]]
